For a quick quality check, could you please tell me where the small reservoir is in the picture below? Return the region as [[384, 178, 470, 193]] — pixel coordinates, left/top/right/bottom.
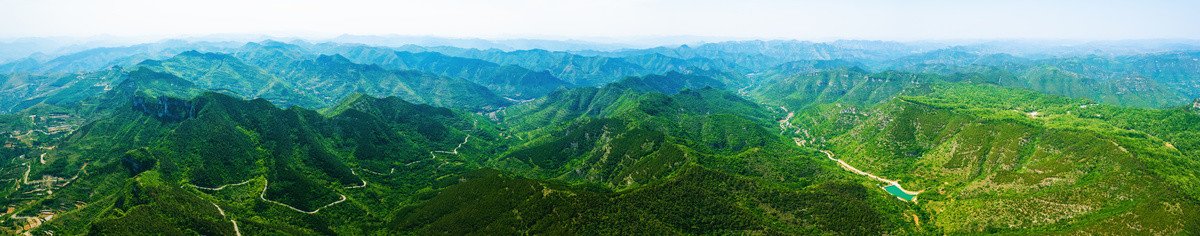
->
[[883, 185, 917, 201]]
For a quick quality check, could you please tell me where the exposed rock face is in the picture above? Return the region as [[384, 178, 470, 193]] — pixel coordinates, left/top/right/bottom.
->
[[1191, 99, 1200, 114], [132, 96, 197, 122]]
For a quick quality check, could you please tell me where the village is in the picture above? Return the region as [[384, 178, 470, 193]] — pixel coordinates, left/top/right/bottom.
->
[[0, 112, 85, 235]]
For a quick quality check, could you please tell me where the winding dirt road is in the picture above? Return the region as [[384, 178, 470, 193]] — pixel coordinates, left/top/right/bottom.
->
[[433, 135, 471, 155], [258, 178, 347, 214], [190, 178, 348, 214], [818, 150, 920, 196], [188, 179, 253, 191]]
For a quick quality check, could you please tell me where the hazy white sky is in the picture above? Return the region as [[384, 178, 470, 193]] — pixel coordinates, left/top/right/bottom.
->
[[1, 0, 1198, 41]]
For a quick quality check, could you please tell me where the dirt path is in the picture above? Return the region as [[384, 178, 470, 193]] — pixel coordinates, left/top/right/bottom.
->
[[210, 202, 226, 217], [344, 169, 367, 189], [21, 163, 29, 184], [738, 84, 753, 96], [188, 179, 253, 191], [1108, 140, 1129, 153], [56, 163, 88, 187], [504, 97, 536, 104], [358, 167, 395, 176], [206, 197, 241, 236], [231, 219, 241, 236]]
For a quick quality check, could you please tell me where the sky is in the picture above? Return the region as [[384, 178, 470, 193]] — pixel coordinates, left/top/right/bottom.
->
[[1, 0, 1198, 42]]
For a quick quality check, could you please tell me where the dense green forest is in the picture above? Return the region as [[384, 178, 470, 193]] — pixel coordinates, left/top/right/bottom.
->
[[0, 39, 1197, 235]]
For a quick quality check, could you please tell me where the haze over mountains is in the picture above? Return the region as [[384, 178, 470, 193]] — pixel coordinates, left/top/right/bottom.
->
[[0, 34, 1199, 235]]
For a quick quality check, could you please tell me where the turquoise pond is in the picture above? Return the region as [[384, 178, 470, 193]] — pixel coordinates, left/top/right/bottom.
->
[[883, 185, 916, 201]]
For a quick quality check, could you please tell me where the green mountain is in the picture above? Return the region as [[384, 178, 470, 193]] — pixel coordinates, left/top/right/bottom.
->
[[0, 71, 105, 113], [817, 83, 1200, 234], [751, 67, 941, 110], [1016, 65, 1187, 108], [603, 40, 925, 72], [2, 39, 1200, 235], [138, 49, 517, 111], [494, 86, 771, 185], [275, 54, 512, 111], [390, 166, 911, 235], [879, 49, 1194, 108], [1040, 52, 1200, 99], [413, 48, 649, 86], [880, 48, 1031, 71], [0, 40, 242, 74], [449, 80, 918, 234], [7, 85, 914, 235], [497, 70, 742, 133], [232, 41, 313, 73], [330, 47, 571, 99], [138, 51, 319, 108], [609, 71, 728, 95], [13, 90, 498, 235]]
